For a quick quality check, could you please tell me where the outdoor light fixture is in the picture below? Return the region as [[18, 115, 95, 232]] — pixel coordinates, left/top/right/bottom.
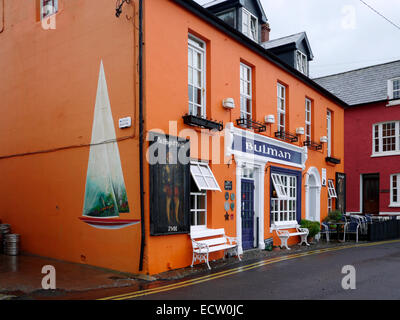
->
[[320, 136, 328, 143], [264, 115, 275, 124], [116, 0, 131, 18], [296, 127, 305, 135], [222, 98, 235, 109]]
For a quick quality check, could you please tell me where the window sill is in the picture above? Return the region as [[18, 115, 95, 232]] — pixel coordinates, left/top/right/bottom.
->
[[371, 152, 400, 158], [389, 204, 400, 208], [386, 100, 400, 107], [270, 221, 298, 230]]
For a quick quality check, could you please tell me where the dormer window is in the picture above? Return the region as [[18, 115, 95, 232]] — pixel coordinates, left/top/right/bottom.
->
[[242, 8, 258, 42], [216, 9, 236, 28], [296, 50, 308, 76]]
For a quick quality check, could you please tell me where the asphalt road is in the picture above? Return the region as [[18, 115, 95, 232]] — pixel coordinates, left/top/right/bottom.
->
[[120, 240, 400, 300]]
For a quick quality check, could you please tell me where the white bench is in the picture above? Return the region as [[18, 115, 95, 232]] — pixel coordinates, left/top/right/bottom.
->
[[274, 224, 309, 250], [190, 227, 241, 270]]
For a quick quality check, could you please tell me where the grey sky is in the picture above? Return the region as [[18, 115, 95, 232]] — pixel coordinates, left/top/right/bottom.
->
[[195, 0, 400, 78]]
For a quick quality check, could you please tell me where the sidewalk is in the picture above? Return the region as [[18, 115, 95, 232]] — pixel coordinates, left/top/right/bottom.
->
[[0, 240, 364, 300]]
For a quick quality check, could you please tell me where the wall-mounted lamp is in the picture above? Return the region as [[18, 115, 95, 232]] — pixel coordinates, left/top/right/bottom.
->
[[296, 127, 305, 135], [264, 115, 275, 124], [320, 136, 328, 143], [222, 98, 235, 109], [116, 0, 131, 18]]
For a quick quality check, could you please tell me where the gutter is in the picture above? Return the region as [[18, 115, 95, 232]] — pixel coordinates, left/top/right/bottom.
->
[[172, 0, 349, 109], [138, 0, 145, 272]]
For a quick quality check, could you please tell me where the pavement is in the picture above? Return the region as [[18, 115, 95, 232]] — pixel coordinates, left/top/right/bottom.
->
[[0, 239, 365, 300]]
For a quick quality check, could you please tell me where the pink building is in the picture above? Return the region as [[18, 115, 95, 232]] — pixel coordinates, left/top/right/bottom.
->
[[315, 60, 400, 215]]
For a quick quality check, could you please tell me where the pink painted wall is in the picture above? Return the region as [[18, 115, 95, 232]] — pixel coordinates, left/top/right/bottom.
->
[[345, 101, 400, 213]]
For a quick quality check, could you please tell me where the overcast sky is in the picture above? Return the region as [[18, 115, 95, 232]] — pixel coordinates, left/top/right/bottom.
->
[[194, 0, 400, 78]]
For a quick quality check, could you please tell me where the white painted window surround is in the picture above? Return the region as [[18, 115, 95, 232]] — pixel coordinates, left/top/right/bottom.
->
[[188, 35, 206, 118], [240, 63, 252, 120], [390, 174, 400, 207], [271, 174, 297, 224], [328, 180, 337, 198], [40, 0, 58, 20], [327, 110, 332, 157], [242, 8, 258, 42], [372, 121, 400, 157], [296, 50, 308, 76], [277, 83, 286, 132], [305, 98, 312, 142], [388, 78, 400, 106], [190, 161, 221, 192]]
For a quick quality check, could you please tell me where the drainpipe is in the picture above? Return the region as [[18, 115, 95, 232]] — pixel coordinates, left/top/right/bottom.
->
[[138, 0, 145, 272]]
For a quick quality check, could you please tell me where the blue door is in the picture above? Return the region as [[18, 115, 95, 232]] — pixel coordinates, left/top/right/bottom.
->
[[241, 179, 255, 250]]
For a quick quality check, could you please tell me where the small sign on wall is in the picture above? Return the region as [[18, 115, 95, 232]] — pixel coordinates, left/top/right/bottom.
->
[[321, 168, 327, 187], [119, 117, 132, 129]]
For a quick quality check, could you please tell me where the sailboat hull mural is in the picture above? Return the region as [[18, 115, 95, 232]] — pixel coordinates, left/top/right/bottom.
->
[[81, 61, 140, 229]]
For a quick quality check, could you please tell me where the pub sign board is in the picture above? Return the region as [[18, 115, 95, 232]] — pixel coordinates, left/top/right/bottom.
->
[[148, 132, 190, 236], [232, 134, 302, 165]]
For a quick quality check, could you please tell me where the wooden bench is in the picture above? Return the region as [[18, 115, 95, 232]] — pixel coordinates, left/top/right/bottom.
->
[[190, 227, 241, 270], [274, 224, 309, 250]]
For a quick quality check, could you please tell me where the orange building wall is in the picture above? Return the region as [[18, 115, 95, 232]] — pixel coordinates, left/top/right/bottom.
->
[[142, 0, 344, 274], [0, 0, 142, 274]]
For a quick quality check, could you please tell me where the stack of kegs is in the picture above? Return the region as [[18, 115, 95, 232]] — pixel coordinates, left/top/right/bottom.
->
[[0, 224, 11, 254], [4, 234, 20, 256]]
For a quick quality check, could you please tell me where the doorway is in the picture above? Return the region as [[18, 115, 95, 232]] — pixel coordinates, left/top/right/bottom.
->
[[305, 167, 321, 222], [241, 179, 255, 250], [362, 174, 379, 214]]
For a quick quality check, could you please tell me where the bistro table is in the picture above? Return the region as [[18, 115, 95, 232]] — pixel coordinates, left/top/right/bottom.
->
[[326, 221, 347, 242]]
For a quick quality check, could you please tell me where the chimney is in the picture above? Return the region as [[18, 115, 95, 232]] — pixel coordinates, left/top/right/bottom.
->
[[261, 23, 271, 43]]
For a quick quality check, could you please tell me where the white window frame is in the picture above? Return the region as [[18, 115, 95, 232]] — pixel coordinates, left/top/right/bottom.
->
[[190, 161, 221, 192], [390, 174, 400, 207], [388, 78, 400, 106], [327, 110, 332, 157], [305, 98, 312, 142], [190, 190, 207, 226], [328, 180, 337, 199], [240, 63, 252, 120], [242, 8, 258, 41], [372, 121, 400, 157], [188, 35, 206, 118], [327, 197, 333, 213], [296, 50, 308, 76], [277, 83, 286, 132], [40, 0, 58, 20], [271, 174, 297, 224]]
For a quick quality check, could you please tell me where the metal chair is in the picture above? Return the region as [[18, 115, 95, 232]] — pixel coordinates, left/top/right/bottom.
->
[[344, 216, 360, 242], [320, 222, 336, 242]]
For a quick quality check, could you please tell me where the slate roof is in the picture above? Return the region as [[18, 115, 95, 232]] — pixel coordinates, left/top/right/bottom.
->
[[261, 32, 314, 60], [314, 60, 400, 106]]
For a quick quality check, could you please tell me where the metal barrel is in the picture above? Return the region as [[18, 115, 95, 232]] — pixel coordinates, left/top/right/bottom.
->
[[4, 234, 20, 256], [0, 224, 11, 254]]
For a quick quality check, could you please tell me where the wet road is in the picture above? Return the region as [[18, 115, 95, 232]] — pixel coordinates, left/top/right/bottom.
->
[[101, 240, 400, 300]]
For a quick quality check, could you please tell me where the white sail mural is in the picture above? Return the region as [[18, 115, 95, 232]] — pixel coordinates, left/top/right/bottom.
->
[[80, 61, 140, 229]]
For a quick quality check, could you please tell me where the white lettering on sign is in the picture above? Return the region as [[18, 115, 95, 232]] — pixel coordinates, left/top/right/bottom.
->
[[246, 142, 292, 160]]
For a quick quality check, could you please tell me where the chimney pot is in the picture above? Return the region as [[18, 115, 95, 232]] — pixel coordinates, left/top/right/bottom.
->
[[261, 23, 271, 43]]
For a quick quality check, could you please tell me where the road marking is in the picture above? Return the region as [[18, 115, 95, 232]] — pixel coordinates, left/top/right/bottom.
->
[[99, 239, 400, 300]]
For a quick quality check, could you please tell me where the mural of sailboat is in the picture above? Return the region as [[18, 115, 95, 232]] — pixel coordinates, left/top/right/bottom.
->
[[80, 61, 140, 230]]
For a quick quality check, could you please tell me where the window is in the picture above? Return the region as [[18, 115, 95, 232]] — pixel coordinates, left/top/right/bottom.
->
[[188, 35, 206, 118], [217, 9, 236, 28], [240, 63, 252, 120], [296, 51, 308, 76], [327, 197, 333, 213], [190, 179, 207, 226], [277, 83, 286, 132], [388, 78, 400, 101], [305, 98, 312, 142], [373, 121, 400, 156], [327, 110, 332, 157], [328, 180, 337, 198], [190, 161, 221, 191], [242, 8, 258, 41], [391, 174, 400, 207], [271, 174, 297, 223], [41, 0, 58, 19]]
